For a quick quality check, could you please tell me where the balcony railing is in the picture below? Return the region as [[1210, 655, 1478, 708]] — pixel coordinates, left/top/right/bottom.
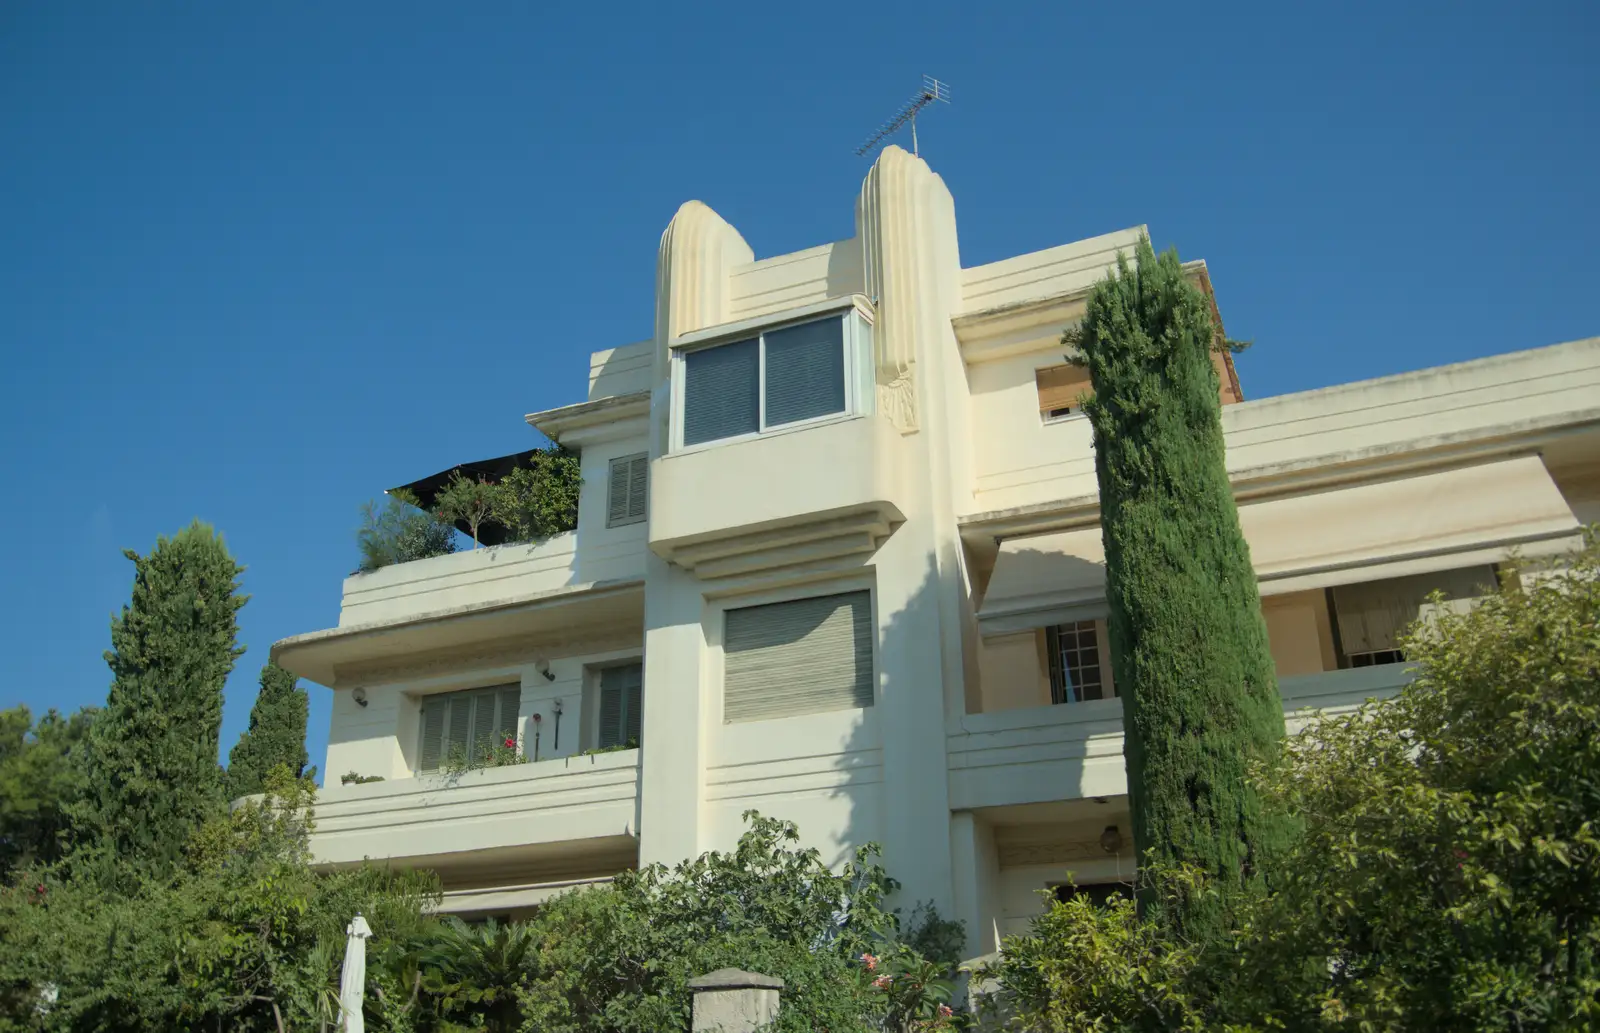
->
[[310, 746, 640, 867], [948, 663, 1416, 811]]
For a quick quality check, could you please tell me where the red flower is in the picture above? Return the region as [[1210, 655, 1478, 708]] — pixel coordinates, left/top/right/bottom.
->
[[504, 737, 515, 749], [860, 952, 878, 971]]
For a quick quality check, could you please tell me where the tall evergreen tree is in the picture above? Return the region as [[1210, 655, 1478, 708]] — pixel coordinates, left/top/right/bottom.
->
[[72, 521, 246, 879], [226, 662, 310, 799], [1069, 237, 1287, 935], [0, 705, 95, 878]]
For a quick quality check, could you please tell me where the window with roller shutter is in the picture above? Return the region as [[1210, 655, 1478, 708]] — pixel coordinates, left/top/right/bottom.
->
[[607, 453, 648, 527], [595, 663, 643, 749], [417, 684, 523, 772], [1035, 364, 1093, 422], [1330, 566, 1496, 666], [723, 591, 874, 723], [673, 307, 872, 450]]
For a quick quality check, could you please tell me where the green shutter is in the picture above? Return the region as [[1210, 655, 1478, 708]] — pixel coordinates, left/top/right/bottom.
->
[[419, 697, 447, 772], [598, 664, 643, 748], [445, 694, 473, 766], [497, 685, 522, 743], [723, 591, 873, 723]]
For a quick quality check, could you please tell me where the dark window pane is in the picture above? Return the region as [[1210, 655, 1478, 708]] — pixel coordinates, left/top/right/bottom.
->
[[684, 339, 759, 445], [764, 317, 846, 427]]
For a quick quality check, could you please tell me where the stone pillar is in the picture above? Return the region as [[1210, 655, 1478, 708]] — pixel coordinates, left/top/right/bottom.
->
[[688, 969, 783, 1032]]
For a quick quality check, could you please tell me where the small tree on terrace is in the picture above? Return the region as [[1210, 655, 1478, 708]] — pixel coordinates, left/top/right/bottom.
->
[[433, 472, 498, 549], [1067, 236, 1287, 937]]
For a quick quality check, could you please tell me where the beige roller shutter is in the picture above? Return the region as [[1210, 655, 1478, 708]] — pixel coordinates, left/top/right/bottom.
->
[[1332, 566, 1496, 654], [724, 591, 874, 722], [1035, 364, 1093, 417]]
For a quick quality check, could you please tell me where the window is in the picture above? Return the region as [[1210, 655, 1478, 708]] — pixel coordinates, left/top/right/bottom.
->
[[607, 453, 648, 527], [723, 590, 874, 722], [1036, 364, 1092, 423], [596, 663, 643, 749], [1046, 620, 1116, 704], [1052, 882, 1130, 907], [1331, 566, 1495, 668], [1348, 648, 1406, 668], [675, 310, 868, 449], [418, 684, 522, 772]]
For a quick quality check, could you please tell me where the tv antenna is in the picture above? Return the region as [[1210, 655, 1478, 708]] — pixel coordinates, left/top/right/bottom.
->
[[855, 75, 951, 158]]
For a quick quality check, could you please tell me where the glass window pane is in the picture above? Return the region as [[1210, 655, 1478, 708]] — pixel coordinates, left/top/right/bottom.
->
[[763, 317, 846, 427], [683, 339, 759, 445]]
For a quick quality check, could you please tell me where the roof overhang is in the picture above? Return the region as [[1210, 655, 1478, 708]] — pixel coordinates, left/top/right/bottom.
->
[[271, 578, 645, 688], [526, 392, 650, 446], [976, 454, 1581, 635]]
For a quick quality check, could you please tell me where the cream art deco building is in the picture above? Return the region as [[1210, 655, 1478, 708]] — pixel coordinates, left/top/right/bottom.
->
[[272, 145, 1600, 957]]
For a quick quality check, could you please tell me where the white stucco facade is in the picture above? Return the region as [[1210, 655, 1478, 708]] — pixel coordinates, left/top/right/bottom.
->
[[273, 145, 1600, 954]]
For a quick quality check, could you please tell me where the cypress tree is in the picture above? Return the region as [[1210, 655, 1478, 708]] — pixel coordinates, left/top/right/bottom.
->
[[73, 521, 246, 878], [1070, 237, 1287, 934], [225, 662, 310, 800]]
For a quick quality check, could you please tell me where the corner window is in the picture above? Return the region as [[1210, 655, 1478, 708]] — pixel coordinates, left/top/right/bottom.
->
[[607, 453, 648, 527], [675, 310, 869, 449], [418, 684, 522, 772], [723, 590, 874, 722], [1046, 620, 1116, 704], [1036, 364, 1092, 423]]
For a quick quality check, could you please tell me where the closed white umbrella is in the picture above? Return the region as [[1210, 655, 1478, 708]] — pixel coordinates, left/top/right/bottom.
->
[[337, 914, 373, 1033]]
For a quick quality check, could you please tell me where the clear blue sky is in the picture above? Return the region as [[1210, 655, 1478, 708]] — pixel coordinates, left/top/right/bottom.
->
[[2, 2, 1595, 776]]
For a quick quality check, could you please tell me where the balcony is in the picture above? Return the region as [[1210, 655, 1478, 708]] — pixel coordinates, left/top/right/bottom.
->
[[648, 413, 908, 579], [340, 533, 579, 628], [947, 664, 1414, 811], [309, 747, 641, 869]]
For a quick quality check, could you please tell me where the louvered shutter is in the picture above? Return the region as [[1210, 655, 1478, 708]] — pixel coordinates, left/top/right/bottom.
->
[[419, 697, 447, 772], [597, 664, 642, 748], [626, 455, 648, 521], [598, 673, 624, 749], [496, 685, 522, 743], [683, 338, 760, 445], [467, 689, 497, 760], [607, 454, 648, 527], [723, 591, 874, 723], [764, 316, 846, 427], [445, 694, 473, 765]]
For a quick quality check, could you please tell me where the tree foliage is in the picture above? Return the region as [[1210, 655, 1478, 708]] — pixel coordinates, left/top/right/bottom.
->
[[71, 522, 246, 883], [1067, 236, 1287, 935], [357, 490, 457, 573], [225, 663, 311, 800], [983, 534, 1600, 1031], [0, 707, 94, 880], [514, 813, 961, 1033], [490, 446, 581, 543], [431, 474, 499, 550], [0, 770, 438, 1033]]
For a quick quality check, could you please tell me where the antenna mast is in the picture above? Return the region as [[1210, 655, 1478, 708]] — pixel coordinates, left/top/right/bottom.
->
[[855, 76, 951, 158]]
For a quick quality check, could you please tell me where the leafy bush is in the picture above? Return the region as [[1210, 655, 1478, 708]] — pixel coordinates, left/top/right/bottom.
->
[[492, 446, 581, 542], [357, 490, 456, 572], [0, 768, 437, 1032], [513, 812, 962, 1033]]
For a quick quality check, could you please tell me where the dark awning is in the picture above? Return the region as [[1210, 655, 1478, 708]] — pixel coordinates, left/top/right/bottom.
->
[[390, 449, 539, 547]]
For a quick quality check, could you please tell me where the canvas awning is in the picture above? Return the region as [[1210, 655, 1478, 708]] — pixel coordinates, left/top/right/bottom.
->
[[978, 455, 1581, 634], [391, 449, 540, 547]]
